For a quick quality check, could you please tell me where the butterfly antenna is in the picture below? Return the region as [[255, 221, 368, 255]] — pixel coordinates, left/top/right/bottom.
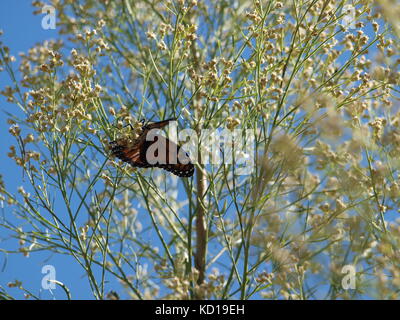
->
[[118, 123, 134, 130], [110, 118, 134, 130]]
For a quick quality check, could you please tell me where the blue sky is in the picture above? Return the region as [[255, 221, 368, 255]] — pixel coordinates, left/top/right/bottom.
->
[[0, 1, 97, 299]]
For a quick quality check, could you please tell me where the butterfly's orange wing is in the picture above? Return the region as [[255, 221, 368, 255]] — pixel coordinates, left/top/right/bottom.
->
[[148, 135, 194, 177], [110, 119, 194, 177], [145, 118, 177, 130]]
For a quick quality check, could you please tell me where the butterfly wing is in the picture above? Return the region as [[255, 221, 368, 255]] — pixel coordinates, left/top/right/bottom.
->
[[109, 122, 194, 177], [152, 135, 194, 177], [145, 118, 177, 130], [109, 139, 151, 168], [109, 118, 176, 167]]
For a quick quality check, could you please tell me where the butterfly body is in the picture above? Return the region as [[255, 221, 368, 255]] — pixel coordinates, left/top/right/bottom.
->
[[110, 119, 194, 177]]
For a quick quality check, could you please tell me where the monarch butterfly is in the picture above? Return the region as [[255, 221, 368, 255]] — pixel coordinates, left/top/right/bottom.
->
[[109, 118, 194, 177]]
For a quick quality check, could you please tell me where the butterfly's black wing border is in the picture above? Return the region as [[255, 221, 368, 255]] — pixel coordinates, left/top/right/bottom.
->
[[109, 123, 194, 177], [144, 118, 177, 130]]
